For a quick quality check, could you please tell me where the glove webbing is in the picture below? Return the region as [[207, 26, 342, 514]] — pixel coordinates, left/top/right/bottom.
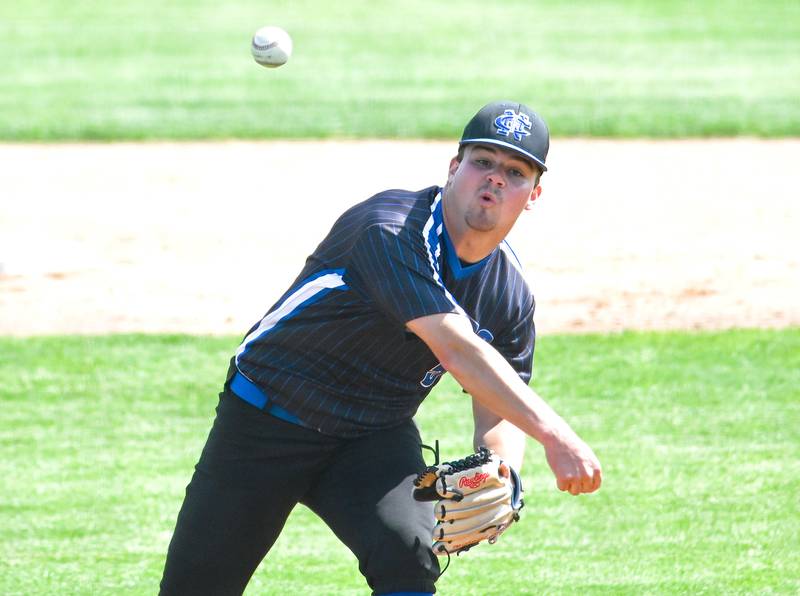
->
[[444, 446, 493, 473], [414, 445, 493, 495]]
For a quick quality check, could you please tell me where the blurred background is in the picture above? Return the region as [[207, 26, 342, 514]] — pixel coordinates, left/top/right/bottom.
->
[[2, 0, 799, 140], [2, 0, 799, 335], [1, 1, 798, 594]]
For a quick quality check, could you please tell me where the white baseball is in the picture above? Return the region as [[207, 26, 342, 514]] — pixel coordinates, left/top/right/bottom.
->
[[251, 26, 293, 68]]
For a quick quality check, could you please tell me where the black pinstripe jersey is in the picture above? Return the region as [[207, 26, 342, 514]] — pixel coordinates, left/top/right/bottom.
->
[[234, 185, 535, 437]]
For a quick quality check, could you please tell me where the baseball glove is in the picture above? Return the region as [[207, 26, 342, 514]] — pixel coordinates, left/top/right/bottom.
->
[[413, 446, 523, 556]]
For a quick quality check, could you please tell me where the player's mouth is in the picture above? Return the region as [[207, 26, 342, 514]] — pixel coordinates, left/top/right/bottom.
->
[[479, 191, 499, 206]]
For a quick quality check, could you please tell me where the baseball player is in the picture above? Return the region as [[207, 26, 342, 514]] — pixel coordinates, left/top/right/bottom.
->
[[159, 100, 602, 596]]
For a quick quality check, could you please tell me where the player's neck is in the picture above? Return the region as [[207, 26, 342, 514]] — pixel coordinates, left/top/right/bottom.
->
[[443, 214, 501, 263], [453, 232, 498, 263]]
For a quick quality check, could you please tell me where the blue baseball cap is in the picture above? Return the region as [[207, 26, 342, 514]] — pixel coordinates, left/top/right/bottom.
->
[[459, 100, 550, 172]]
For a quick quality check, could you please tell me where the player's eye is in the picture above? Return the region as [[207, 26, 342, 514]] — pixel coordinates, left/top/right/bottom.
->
[[474, 158, 491, 168]]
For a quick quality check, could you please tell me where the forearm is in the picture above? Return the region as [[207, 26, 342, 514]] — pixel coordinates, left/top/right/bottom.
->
[[408, 312, 602, 494], [455, 334, 602, 494], [440, 321, 573, 448], [472, 397, 525, 469]]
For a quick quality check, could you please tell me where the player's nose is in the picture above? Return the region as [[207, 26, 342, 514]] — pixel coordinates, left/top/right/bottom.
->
[[487, 170, 505, 188]]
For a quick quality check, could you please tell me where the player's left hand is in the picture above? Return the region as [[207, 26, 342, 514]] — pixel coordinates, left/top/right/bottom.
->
[[412, 446, 523, 555]]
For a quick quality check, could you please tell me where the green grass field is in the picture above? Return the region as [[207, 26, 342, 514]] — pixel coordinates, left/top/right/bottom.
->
[[2, 3, 798, 592], [1, 330, 798, 594], [2, 0, 799, 140]]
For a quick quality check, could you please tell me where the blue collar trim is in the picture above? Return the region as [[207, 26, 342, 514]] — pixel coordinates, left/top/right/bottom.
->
[[441, 224, 492, 280]]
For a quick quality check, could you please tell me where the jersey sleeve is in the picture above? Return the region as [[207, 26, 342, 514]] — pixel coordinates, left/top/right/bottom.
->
[[346, 222, 464, 325], [494, 296, 536, 383]]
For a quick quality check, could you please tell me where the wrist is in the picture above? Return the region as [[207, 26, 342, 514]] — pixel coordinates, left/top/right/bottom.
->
[[537, 418, 576, 450]]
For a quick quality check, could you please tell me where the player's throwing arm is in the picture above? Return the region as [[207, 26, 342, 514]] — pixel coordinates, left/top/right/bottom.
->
[[406, 312, 603, 497]]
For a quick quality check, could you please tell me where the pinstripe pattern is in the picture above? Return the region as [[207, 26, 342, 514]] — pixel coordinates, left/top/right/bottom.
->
[[235, 186, 535, 437], [235, 269, 348, 366]]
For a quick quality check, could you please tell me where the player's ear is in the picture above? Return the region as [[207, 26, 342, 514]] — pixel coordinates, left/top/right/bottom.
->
[[524, 184, 542, 211], [447, 156, 460, 180]]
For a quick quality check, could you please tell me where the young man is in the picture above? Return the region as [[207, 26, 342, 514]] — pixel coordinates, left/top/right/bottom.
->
[[160, 100, 602, 596]]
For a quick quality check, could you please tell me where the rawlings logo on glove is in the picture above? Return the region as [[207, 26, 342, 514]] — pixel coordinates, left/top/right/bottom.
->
[[413, 446, 523, 556], [459, 472, 490, 489]]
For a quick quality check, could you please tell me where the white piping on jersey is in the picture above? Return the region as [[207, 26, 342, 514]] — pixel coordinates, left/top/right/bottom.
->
[[499, 240, 526, 277], [235, 270, 348, 364], [423, 191, 466, 316]]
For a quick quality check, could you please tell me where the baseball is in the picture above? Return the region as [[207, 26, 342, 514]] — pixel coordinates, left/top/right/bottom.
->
[[251, 26, 292, 68]]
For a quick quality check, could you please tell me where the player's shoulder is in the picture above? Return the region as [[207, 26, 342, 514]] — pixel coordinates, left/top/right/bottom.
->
[[496, 240, 534, 301], [316, 186, 438, 259], [353, 185, 440, 228], [498, 239, 525, 276], [321, 186, 440, 253]]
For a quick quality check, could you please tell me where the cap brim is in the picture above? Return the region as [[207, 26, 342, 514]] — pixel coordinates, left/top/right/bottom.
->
[[460, 138, 547, 172]]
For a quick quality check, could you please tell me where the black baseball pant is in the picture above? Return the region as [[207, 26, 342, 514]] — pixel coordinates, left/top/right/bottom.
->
[[159, 388, 440, 595]]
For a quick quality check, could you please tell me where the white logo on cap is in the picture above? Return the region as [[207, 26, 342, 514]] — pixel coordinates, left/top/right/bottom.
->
[[494, 109, 532, 141]]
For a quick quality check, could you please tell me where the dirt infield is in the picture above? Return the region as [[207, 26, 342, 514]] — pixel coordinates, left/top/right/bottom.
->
[[1, 139, 798, 336]]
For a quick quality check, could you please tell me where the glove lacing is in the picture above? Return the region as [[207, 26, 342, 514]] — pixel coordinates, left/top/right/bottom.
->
[[443, 446, 493, 472]]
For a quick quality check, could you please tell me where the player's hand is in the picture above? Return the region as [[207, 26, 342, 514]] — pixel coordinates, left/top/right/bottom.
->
[[543, 429, 602, 496]]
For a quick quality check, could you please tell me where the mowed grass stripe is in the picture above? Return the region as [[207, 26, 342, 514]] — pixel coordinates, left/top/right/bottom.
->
[[0, 329, 798, 594], [1, 1, 799, 140]]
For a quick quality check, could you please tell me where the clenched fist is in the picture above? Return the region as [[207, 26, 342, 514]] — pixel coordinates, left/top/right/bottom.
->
[[543, 430, 602, 495]]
